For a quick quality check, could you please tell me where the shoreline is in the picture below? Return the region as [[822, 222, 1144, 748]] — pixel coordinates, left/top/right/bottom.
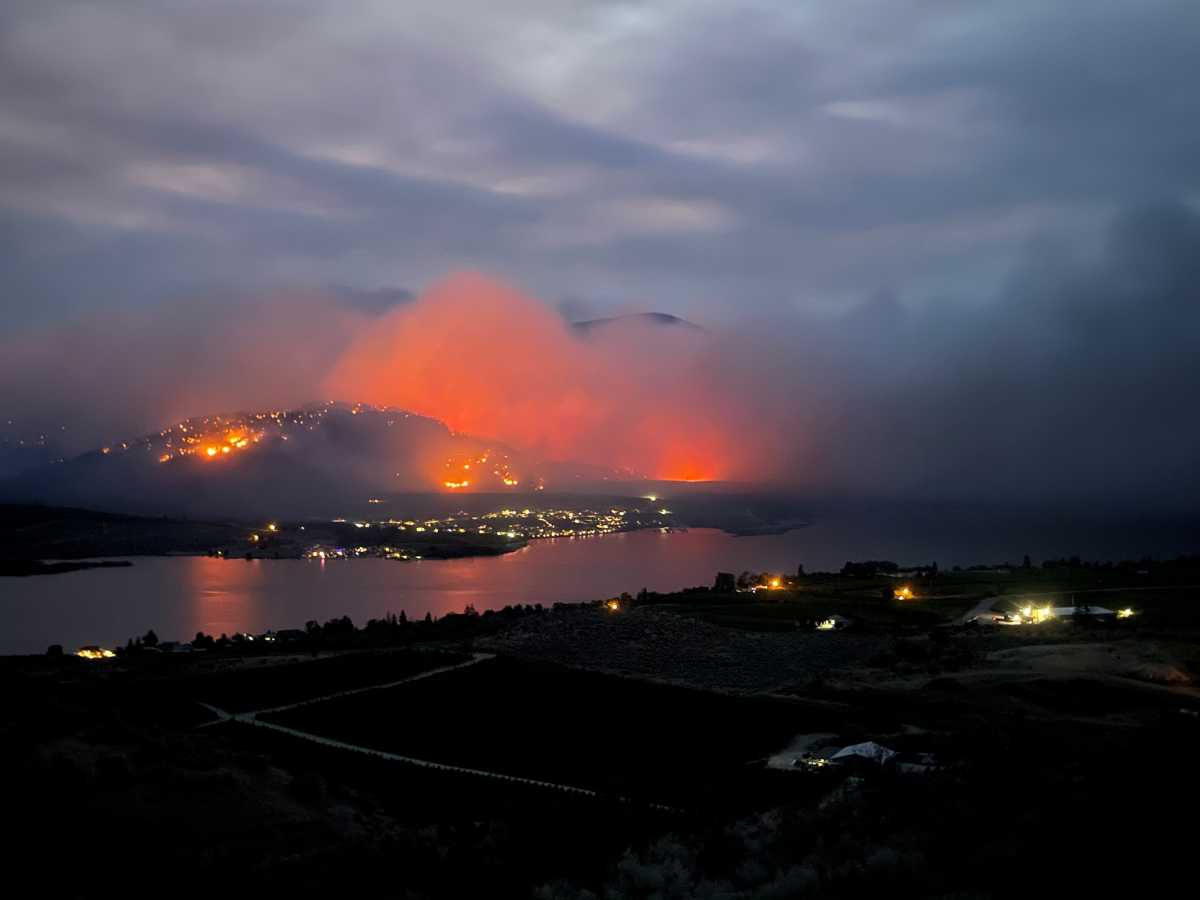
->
[[0, 559, 134, 578]]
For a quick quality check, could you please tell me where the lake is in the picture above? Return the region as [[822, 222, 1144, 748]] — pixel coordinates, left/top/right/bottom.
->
[[4, 507, 1198, 654]]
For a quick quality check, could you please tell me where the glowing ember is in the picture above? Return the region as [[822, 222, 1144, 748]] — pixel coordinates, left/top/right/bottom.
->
[[76, 646, 116, 660]]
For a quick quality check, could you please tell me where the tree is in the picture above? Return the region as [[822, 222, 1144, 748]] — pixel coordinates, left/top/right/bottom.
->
[[142, 629, 158, 647], [713, 572, 736, 593]]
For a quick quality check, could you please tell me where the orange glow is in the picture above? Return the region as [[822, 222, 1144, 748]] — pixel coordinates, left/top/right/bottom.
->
[[192, 430, 260, 461], [894, 586, 915, 600], [323, 272, 770, 483], [444, 480, 470, 489], [76, 646, 116, 659]]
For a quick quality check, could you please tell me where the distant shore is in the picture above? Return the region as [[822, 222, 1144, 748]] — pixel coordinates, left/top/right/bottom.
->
[[0, 559, 134, 578]]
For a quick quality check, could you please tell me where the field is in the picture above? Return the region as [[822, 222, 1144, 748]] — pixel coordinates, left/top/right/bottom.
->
[[648, 563, 1200, 632], [181, 647, 472, 712], [264, 655, 829, 806]]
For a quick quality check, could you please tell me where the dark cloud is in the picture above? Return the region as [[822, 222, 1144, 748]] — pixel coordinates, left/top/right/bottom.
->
[[769, 204, 1200, 508]]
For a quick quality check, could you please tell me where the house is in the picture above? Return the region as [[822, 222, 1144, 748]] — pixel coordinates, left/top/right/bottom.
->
[[815, 614, 853, 631]]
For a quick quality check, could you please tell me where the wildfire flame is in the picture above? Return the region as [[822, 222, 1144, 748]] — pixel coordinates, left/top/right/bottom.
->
[[324, 272, 760, 484]]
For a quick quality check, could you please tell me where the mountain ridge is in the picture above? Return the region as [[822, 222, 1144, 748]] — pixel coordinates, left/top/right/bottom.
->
[[0, 401, 642, 519]]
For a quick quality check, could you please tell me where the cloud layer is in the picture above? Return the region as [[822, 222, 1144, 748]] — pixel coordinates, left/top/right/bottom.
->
[[4, 1, 1199, 324], [2, 2, 1199, 506]]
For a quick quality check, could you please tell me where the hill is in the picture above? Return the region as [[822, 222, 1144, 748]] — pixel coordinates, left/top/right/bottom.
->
[[0, 402, 634, 519]]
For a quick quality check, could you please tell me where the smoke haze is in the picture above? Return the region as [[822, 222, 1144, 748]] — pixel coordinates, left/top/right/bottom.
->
[[323, 272, 759, 482], [3, 203, 1199, 510]]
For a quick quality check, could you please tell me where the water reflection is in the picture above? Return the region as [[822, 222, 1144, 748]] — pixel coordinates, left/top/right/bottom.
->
[[185, 556, 269, 638], [3, 512, 1197, 654]]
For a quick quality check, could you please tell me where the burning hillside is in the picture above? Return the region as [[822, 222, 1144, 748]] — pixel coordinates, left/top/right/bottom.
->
[[0, 402, 642, 518]]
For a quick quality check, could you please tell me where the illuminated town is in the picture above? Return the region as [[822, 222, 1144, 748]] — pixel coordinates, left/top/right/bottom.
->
[[298, 505, 675, 560]]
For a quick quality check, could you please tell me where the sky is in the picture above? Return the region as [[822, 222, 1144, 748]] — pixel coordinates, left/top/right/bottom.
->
[[2, 1, 1199, 506]]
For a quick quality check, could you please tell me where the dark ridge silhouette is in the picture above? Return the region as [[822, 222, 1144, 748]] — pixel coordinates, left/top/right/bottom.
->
[[571, 312, 706, 335]]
